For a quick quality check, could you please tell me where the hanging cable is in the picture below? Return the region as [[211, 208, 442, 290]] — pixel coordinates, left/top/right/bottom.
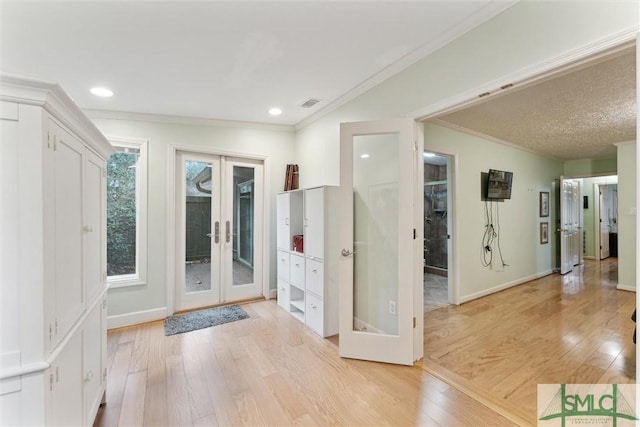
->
[[481, 200, 508, 269]]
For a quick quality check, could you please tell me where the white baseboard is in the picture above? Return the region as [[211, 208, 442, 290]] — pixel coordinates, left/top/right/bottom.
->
[[353, 317, 384, 334], [107, 307, 167, 330], [583, 256, 596, 260], [459, 270, 554, 304], [616, 284, 636, 292], [268, 288, 277, 300]]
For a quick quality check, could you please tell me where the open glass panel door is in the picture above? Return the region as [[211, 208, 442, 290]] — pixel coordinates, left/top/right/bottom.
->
[[559, 177, 581, 275], [338, 118, 418, 366]]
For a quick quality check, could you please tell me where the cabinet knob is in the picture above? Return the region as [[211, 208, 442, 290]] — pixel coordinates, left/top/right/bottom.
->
[[312, 269, 318, 273], [85, 370, 93, 383], [310, 304, 317, 309], [83, 225, 93, 233]]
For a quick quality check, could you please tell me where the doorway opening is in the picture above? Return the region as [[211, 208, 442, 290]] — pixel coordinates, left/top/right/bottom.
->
[[423, 151, 452, 312]]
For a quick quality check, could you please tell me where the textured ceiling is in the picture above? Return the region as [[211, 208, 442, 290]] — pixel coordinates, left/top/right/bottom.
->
[[434, 48, 637, 161]]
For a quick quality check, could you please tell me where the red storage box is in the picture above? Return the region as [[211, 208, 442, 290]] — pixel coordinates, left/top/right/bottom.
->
[[293, 235, 304, 253]]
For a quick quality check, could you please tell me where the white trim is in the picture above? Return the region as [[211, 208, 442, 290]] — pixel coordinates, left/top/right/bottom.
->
[[583, 256, 597, 260], [0, 73, 114, 159], [268, 288, 277, 300], [613, 140, 636, 147], [106, 136, 149, 289], [0, 361, 49, 382], [458, 270, 554, 304], [166, 143, 270, 315], [616, 284, 636, 292], [85, 109, 294, 133], [295, 1, 518, 131], [409, 28, 638, 121], [107, 307, 167, 330]]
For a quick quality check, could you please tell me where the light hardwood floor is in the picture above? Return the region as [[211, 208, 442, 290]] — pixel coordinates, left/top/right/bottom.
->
[[424, 258, 636, 425], [95, 258, 634, 427], [95, 300, 515, 427]]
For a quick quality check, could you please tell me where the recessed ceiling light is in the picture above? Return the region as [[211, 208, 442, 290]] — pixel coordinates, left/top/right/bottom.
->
[[268, 107, 282, 116], [423, 152, 436, 157], [360, 154, 370, 159], [90, 87, 113, 97]]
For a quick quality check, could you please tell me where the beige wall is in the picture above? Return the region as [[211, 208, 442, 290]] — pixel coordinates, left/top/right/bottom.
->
[[617, 143, 637, 289]]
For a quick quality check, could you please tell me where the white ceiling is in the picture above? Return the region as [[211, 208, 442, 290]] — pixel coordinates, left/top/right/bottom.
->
[[433, 47, 637, 161], [0, 0, 514, 126]]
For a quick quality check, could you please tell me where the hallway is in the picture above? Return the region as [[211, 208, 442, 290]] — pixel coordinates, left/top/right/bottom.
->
[[423, 258, 635, 424]]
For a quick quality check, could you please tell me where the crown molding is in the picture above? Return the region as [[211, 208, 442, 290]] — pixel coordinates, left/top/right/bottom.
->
[[294, 0, 518, 131], [0, 73, 114, 159], [410, 26, 639, 121], [613, 140, 636, 147], [85, 109, 295, 133]]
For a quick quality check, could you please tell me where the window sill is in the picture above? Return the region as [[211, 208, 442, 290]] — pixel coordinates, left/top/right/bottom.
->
[[108, 275, 147, 289]]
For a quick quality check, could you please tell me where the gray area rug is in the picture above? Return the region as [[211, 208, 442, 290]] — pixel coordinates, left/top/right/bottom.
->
[[164, 305, 249, 336]]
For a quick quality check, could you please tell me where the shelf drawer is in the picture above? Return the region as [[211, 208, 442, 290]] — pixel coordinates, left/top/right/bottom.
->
[[277, 279, 289, 310], [305, 259, 323, 297], [290, 253, 305, 289], [277, 250, 290, 281], [305, 293, 324, 335]]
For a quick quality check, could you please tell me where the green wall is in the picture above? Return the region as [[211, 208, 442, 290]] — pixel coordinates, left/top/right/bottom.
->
[[617, 143, 637, 289]]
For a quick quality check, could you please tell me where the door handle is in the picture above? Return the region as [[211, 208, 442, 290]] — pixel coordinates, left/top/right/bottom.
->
[[341, 249, 356, 257], [214, 221, 220, 243], [226, 221, 231, 243]]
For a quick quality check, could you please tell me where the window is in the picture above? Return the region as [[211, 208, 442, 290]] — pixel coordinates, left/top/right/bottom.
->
[[107, 137, 148, 287]]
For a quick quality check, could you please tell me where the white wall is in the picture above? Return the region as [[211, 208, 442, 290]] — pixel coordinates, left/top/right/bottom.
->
[[92, 117, 295, 320], [296, 1, 638, 188], [617, 143, 637, 290], [294, 1, 637, 302]]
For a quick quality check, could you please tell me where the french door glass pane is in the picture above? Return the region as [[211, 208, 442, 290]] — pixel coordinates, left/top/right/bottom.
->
[[185, 160, 212, 293], [352, 134, 399, 335], [233, 166, 254, 286]]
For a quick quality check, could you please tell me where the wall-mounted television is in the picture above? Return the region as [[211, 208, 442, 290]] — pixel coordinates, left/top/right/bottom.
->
[[486, 169, 513, 200]]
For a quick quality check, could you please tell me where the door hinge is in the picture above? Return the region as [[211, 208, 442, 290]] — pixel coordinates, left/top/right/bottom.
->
[[52, 135, 57, 151], [413, 317, 416, 328], [103, 169, 107, 178], [103, 368, 107, 382], [55, 320, 58, 334], [55, 366, 59, 383], [413, 229, 417, 240], [49, 373, 54, 391], [103, 298, 107, 309], [49, 323, 52, 341], [47, 132, 52, 149]]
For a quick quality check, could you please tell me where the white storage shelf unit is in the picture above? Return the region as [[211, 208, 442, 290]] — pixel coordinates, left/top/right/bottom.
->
[[0, 75, 113, 426], [276, 186, 339, 337]]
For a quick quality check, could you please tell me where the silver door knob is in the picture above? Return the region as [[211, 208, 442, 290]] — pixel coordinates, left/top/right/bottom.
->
[[341, 249, 356, 257]]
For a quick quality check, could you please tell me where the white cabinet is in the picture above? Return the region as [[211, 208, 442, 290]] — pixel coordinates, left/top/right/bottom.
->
[[0, 75, 113, 427], [275, 186, 339, 337]]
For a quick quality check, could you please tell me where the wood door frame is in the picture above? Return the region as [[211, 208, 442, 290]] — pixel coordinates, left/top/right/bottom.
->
[[166, 144, 270, 315]]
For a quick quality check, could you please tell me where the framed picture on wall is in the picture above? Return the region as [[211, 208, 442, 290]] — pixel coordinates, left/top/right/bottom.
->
[[539, 191, 549, 217], [540, 222, 549, 244]]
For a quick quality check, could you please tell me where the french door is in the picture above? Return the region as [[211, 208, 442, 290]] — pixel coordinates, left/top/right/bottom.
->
[[175, 151, 263, 311], [338, 118, 422, 366]]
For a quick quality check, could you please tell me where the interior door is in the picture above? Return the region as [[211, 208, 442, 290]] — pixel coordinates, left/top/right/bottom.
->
[[599, 185, 611, 259], [559, 178, 581, 274], [338, 118, 419, 366]]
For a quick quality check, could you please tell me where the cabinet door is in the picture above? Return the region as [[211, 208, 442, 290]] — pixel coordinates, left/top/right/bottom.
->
[[50, 328, 83, 427], [304, 188, 324, 259], [84, 150, 106, 304], [84, 299, 104, 425], [51, 121, 86, 344], [276, 193, 290, 250]]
